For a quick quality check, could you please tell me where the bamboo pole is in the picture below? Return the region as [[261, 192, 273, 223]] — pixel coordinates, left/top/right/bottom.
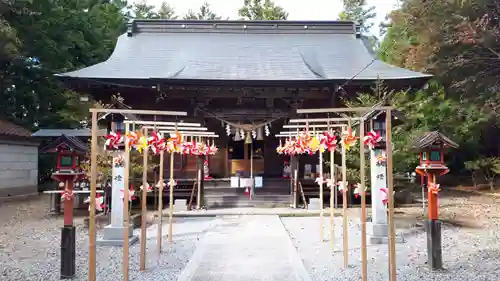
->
[[297, 106, 393, 114], [168, 151, 175, 242], [139, 127, 148, 271], [359, 119, 367, 281], [122, 123, 131, 281], [386, 109, 397, 281], [157, 150, 164, 254], [341, 126, 348, 268], [329, 149, 335, 251], [196, 157, 202, 209], [88, 111, 97, 281], [319, 148, 324, 242]]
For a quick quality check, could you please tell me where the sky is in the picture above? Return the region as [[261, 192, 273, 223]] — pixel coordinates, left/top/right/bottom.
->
[[140, 0, 400, 35]]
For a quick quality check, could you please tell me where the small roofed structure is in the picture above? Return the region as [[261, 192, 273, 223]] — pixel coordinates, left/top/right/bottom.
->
[[413, 131, 458, 175], [41, 134, 88, 173], [412, 131, 459, 151]]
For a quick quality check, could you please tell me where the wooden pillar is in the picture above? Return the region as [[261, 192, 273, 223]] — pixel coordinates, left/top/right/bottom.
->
[[88, 110, 97, 281], [386, 109, 397, 281], [197, 155, 205, 208], [139, 128, 148, 271]]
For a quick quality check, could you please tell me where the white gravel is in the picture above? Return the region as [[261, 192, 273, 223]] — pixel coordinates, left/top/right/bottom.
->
[[282, 204, 500, 281], [0, 196, 214, 281]]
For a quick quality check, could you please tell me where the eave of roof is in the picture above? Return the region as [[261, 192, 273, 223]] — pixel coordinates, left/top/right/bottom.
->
[[41, 134, 88, 153], [412, 131, 459, 150], [0, 118, 32, 138], [32, 128, 107, 137], [56, 20, 432, 85]]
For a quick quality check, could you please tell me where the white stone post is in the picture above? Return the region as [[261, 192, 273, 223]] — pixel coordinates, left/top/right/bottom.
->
[[369, 148, 389, 244], [98, 152, 138, 246]]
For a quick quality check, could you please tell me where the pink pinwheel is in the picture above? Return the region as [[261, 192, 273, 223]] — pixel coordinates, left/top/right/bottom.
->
[[120, 186, 136, 201], [337, 181, 348, 193], [140, 182, 153, 192], [428, 182, 441, 195], [353, 183, 367, 199], [84, 194, 106, 211], [315, 177, 325, 186], [168, 179, 177, 188], [363, 130, 382, 150], [156, 180, 166, 188], [380, 187, 395, 205], [60, 188, 74, 201], [104, 131, 123, 150]]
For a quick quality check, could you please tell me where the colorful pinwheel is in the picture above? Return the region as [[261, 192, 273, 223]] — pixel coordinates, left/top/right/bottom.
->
[[363, 130, 382, 150], [140, 182, 153, 192], [60, 188, 74, 201], [84, 194, 106, 211], [120, 186, 136, 201], [428, 182, 441, 195], [136, 136, 148, 153], [113, 155, 125, 168], [337, 181, 348, 193], [376, 154, 387, 165], [148, 131, 165, 155], [322, 131, 337, 152], [104, 131, 123, 150], [341, 127, 358, 151], [380, 188, 395, 205], [353, 183, 366, 199], [125, 131, 140, 148], [168, 179, 177, 188]]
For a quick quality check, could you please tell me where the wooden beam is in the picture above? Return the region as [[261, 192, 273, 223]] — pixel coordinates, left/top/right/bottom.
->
[[144, 126, 208, 131], [297, 106, 394, 114], [124, 120, 201, 126], [89, 108, 187, 116], [289, 117, 364, 123], [161, 131, 217, 136], [282, 124, 346, 129]]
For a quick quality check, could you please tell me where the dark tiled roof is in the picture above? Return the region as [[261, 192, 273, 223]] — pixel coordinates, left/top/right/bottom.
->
[[41, 134, 88, 153], [57, 20, 432, 82], [412, 131, 459, 150], [32, 128, 107, 137], [0, 119, 32, 138]]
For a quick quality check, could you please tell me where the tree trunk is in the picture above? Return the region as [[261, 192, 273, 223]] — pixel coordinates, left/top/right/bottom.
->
[[489, 179, 495, 191]]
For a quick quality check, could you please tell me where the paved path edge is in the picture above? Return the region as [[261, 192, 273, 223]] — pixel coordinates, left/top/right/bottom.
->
[[278, 216, 314, 281]]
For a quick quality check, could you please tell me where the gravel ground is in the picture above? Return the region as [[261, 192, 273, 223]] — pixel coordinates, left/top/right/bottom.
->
[[282, 194, 500, 281], [0, 196, 214, 281]]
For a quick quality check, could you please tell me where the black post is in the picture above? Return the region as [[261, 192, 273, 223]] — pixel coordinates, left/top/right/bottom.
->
[[50, 193, 62, 215], [425, 219, 443, 270], [60, 225, 76, 279]]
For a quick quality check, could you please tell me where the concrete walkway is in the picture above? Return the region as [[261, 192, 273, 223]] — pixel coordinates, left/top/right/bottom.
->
[[177, 215, 312, 281]]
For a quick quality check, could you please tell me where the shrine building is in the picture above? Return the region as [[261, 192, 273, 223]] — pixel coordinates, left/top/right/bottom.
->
[[57, 20, 431, 207]]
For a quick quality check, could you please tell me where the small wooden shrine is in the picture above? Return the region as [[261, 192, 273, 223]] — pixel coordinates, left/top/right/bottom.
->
[[42, 134, 88, 174], [413, 131, 458, 176]]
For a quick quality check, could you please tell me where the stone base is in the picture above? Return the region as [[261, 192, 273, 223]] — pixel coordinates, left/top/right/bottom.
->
[[308, 198, 321, 210], [96, 224, 139, 246], [368, 222, 405, 244], [174, 199, 188, 212]]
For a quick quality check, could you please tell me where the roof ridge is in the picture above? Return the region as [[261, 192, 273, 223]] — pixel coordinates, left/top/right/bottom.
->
[[127, 19, 358, 36]]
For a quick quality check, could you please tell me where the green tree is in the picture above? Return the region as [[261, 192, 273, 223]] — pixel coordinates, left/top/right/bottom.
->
[[338, 0, 376, 34], [238, 0, 288, 20], [184, 2, 221, 20], [465, 158, 500, 190], [133, 0, 157, 19], [157, 2, 177, 19]]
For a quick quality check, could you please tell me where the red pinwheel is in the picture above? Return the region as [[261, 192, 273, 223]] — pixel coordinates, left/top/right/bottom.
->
[[363, 130, 382, 150], [61, 187, 74, 201], [105, 131, 123, 150], [148, 131, 166, 155], [322, 131, 337, 151]]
